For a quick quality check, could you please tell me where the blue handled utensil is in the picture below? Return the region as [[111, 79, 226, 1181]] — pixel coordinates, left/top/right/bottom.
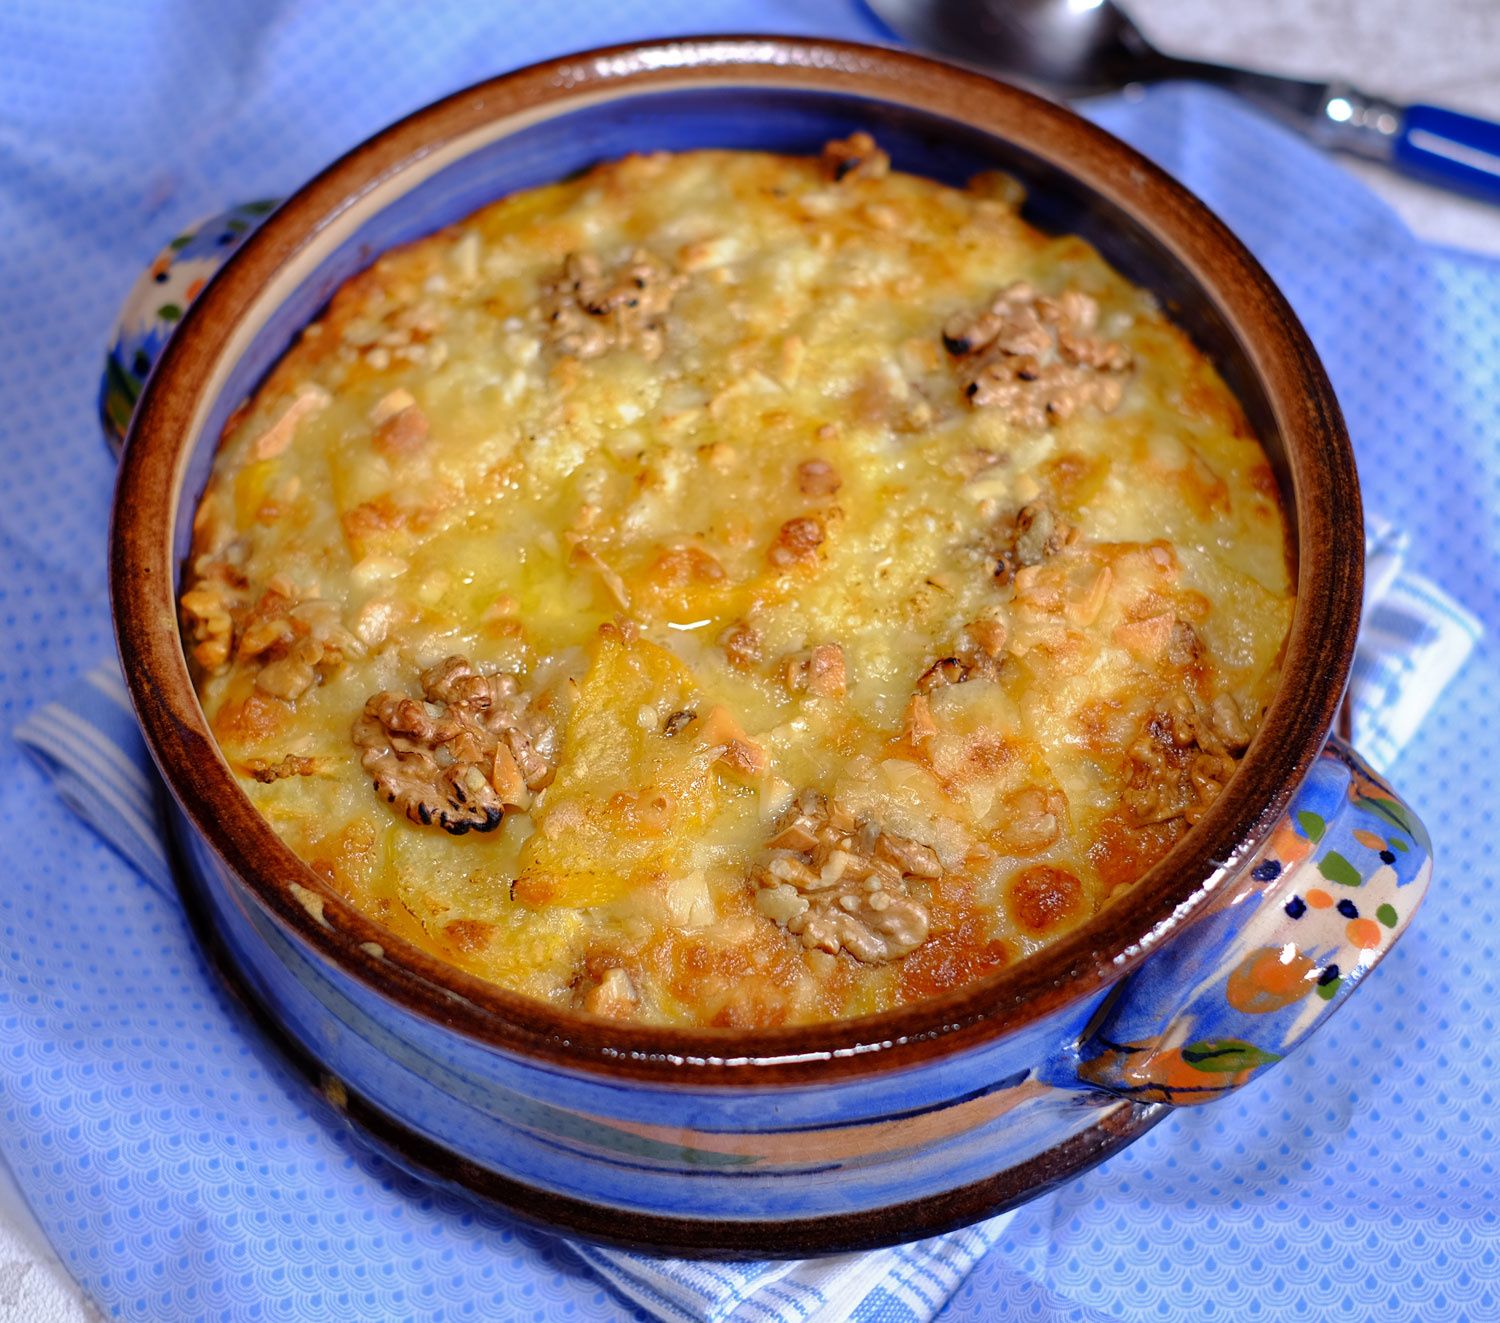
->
[[868, 0, 1500, 203]]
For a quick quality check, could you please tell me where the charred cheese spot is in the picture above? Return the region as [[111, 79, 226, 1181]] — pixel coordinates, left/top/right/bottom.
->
[[1005, 865, 1085, 936], [899, 917, 1013, 1001]]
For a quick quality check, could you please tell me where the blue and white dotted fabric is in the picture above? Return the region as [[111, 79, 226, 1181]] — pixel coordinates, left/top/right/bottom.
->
[[2, 3, 1497, 1320]]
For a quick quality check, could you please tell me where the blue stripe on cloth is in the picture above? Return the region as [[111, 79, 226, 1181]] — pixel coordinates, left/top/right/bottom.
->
[[1362, 516, 1408, 611], [848, 1284, 915, 1322], [739, 1287, 811, 1323], [569, 1244, 704, 1323], [1350, 572, 1482, 773], [896, 1244, 950, 1304], [756, 1278, 822, 1319], [9, 521, 1479, 1321]]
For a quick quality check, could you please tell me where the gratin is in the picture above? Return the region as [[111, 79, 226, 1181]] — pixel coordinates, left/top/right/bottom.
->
[[181, 135, 1293, 1027]]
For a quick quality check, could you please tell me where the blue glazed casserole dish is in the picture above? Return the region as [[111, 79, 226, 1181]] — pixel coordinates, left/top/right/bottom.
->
[[107, 35, 1431, 1256]]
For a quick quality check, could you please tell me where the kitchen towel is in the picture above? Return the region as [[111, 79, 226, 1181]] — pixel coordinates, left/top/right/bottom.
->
[[2, 2, 1497, 1320]]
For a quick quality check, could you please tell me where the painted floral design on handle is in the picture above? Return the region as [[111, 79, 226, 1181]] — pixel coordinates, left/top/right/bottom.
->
[[100, 200, 280, 454], [1072, 737, 1431, 1104]]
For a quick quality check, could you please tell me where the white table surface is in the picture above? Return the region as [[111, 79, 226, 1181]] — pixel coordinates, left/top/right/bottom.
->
[[4, 3, 1495, 1320]]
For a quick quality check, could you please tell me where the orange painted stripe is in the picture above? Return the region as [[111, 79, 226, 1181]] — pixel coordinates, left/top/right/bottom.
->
[[602, 1078, 1051, 1163]]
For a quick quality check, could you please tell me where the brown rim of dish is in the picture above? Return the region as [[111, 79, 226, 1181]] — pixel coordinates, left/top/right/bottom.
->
[[111, 34, 1362, 1086]]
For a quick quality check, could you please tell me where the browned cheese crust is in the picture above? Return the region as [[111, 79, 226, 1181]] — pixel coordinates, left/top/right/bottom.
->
[[181, 136, 1293, 1026]]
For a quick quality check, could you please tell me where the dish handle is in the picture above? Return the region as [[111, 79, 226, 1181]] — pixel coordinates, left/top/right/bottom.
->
[[1055, 736, 1431, 1105], [100, 201, 281, 455]]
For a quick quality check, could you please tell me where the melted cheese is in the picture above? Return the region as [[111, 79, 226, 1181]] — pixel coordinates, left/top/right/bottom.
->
[[184, 142, 1293, 1027]]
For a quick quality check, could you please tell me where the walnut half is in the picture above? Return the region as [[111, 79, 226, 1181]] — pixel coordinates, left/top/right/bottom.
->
[[539, 248, 686, 362], [750, 790, 936, 963], [1122, 690, 1250, 827], [942, 282, 1131, 429], [352, 656, 557, 835]]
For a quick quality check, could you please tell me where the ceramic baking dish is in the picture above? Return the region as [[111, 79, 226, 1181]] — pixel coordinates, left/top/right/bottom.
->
[[107, 35, 1430, 1256]]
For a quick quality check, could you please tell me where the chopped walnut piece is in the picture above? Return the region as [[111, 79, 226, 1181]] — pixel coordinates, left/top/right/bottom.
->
[[795, 458, 842, 498], [538, 248, 686, 361], [966, 614, 1008, 659], [256, 641, 327, 700], [768, 515, 826, 568], [352, 655, 558, 835], [251, 385, 330, 459], [717, 738, 769, 781], [183, 568, 359, 698], [1122, 691, 1249, 827], [903, 693, 937, 746], [916, 656, 969, 693], [246, 754, 319, 783], [820, 132, 890, 183], [581, 966, 638, 1019], [719, 621, 762, 670], [942, 282, 1131, 429], [244, 597, 360, 701], [372, 400, 429, 457], [697, 705, 769, 782], [873, 831, 942, 879], [916, 649, 1000, 693], [915, 610, 1020, 695], [236, 587, 297, 661], [750, 790, 934, 964], [1015, 502, 1066, 565], [779, 643, 847, 699], [662, 708, 697, 737], [991, 501, 1071, 585], [1167, 618, 1206, 671], [180, 557, 249, 673]]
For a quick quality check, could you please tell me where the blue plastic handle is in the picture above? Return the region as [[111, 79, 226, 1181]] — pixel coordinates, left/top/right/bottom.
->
[[1393, 103, 1500, 203]]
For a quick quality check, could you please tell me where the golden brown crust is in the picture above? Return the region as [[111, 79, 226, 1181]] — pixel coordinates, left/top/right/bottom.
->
[[180, 138, 1293, 1027]]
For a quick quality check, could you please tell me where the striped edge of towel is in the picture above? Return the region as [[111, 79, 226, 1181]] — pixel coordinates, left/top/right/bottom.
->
[[576, 1212, 1017, 1323], [14, 662, 174, 898], [1362, 517, 1408, 612], [1351, 569, 1483, 774]]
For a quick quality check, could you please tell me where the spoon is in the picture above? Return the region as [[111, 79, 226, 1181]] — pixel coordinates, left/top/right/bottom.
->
[[867, 0, 1500, 203]]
